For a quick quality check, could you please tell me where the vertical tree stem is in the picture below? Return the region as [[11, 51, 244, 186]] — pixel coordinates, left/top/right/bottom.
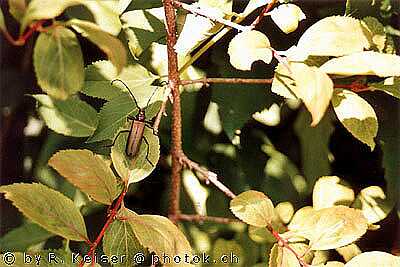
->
[[162, 0, 183, 221]]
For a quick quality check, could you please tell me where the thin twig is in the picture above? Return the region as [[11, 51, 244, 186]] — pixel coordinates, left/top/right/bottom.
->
[[176, 214, 241, 224], [178, 155, 236, 199], [153, 99, 168, 135], [251, 0, 279, 28], [163, 0, 184, 222], [266, 224, 310, 267], [180, 77, 273, 85], [174, 1, 252, 32]]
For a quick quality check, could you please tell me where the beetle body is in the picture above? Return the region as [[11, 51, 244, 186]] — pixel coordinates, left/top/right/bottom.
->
[[126, 109, 146, 157]]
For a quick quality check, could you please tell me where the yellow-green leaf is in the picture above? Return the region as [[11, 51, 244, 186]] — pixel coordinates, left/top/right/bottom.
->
[[230, 190, 275, 227], [344, 251, 400, 267], [287, 206, 368, 250], [320, 51, 400, 77], [212, 239, 243, 267], [49, 149, 121, 205], [275, 202, 294, 224], [297, 16, 370, 57], [0, 7, 6, 32], [111, 127, 160, 184], [0, 183, 87, 241], [362, 17, 386, 52], [336, 244, 362, 262], [68, 19, 126, 74], [82, 0, 122, 36], [228, 30, 273, 71], [270, 4, 306, 34], [33, 27, 84, 100], [269, 243, 310, 267], [332, 89, 378, 150], [352, 186, 392, 224], [124, 209, 192, 267], [313, 176, 355, 210], [275, 62, 333, 126], [369, 77, 400, 100], [8, 0, 27, 22]]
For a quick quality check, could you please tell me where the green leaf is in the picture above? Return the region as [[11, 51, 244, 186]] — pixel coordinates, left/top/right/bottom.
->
[[111, 127, 160, 184], [352, 186, 392, 224], [0, 7, 6, 32], [270, 4, 306, 34], [297, 16, 370, 57], [83, 61, 158, 101], [368, 77, 400, 99], [332, 89, 378, 150], [121, 7, 166, 59], [175, 1, 231, 55], [344, 251, 400, 267], [0, 222, 53, 251], [21, 0, 82, 32], [33, 27, 84, 100], [313, 176, 355, 210], [294, 109, 333, 192], [320, 51, 400, 77], [68, 19, 126, 73], [362, 17, 386, 52], [0, 183, 88, 241], [81, 0, 122, 35], [273, 62, 334, 126], [49, 149, 121, 205], [230, 190, 275, 227], [212, 239, 243, 267], [103, 209, 144, 267], [123, 209, 192, 266], [287, 206, 368, 250], [275, 202, 294, 224], [228, 30, 273, 71], [8, 0, 26, 22], [32, 94, 98, 137]]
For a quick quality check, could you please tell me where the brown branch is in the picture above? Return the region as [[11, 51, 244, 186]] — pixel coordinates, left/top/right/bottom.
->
[[163, 0, 184, 223], [175, 214, 241, 224], [266, 224, 310, 267], [180, 77, 273, 85], [179, 155, 236, 199]]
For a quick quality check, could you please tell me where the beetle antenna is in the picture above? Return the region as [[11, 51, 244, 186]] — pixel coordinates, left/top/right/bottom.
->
[[111, 79, 139, 108], [145, 86, 161, 108]]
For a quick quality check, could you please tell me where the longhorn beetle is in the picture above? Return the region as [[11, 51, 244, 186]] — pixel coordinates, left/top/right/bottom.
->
[[110, 79, 161, 167]]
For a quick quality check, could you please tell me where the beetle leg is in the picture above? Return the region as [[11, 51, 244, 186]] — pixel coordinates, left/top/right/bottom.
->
[[106, 130, 130, 147], [142, 137, 155, 167]]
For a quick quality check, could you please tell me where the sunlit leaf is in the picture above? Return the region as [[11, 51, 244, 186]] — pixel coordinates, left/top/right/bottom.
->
[[33, 27, 84, 100], [82, 0, 122, 35], [288, 206, 314, 232], [203, 102, 223, 135], [124, 209, 193, 266], [111, 127, 160, 184], [103, 209, 145, 267], [183, 170, 209, 215], [287, 206, 368, 250], [32, 94, 98, 137], [269, 243, 310, 267], [332, 89, 378, 150], [0, 8, 5, 32], [121, 7, 165, 58], [344, 251, 400, 267], [270, 4, 306, 34], [68, 19, 126, 73], [175, 2, 227, 55], [228, 30, 273, 71], [313, 176, 355, 210], [271, 63, 297, 99], [49, 149, 121, 205], [297, 16, 370, 57], [275, 202, 294, 224], [230, 190, 275, 227], [352, 186, 392, 224], [320, 51, 400, 77], [0, 183, 88, 241]]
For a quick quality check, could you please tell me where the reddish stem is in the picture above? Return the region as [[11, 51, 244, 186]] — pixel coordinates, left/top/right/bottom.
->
[[334, 81, 370, 92], [251, 0, 279, 27], [78, 186, 127, 267]]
